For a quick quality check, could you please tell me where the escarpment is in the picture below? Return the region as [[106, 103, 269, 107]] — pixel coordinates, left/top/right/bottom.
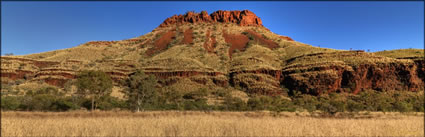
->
[[159, 10, 263, 27], [1, 10, 423, 97], [280, 51, 424, 95]]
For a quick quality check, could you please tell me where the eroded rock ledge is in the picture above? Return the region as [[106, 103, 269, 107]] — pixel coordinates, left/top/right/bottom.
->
[[159, 10, 263, 27]]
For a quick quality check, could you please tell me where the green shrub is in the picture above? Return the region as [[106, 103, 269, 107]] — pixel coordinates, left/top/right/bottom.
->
[[293, 94, 319, 112], [183, 88, 208, 100], [1, 96, 21, 111], [51, 97, 79, 111], [395, 101, 414, 112], [412, 94, 424, 112], [317, 101, 337, 114], [183, 99, 210, 110], [35, 86, 62, 96], [346, 98, 364, 112], [211, 89, 229, 97], [358, 90, 394, 112], [96, 96, 128, 111], [318, 100, 345, 115], [276, 98, 296, 112], [221, 96, 247, 111], [20, 94, 56, 111], [329, 93, 347, 112], [248, 96, 271, 110]]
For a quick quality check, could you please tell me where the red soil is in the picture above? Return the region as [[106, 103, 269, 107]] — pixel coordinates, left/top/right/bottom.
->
[[145, 30, 176, 56], [222, 30, 249, 57], [180, 28, 193, 45], [244, 30, 279, 49]]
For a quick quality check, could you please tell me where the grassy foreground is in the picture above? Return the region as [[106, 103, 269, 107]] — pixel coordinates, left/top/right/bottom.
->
[[1, 111, 423, 137]]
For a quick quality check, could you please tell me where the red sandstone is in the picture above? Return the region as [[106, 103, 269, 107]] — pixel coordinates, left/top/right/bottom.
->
[[159, 10, 263, 27]]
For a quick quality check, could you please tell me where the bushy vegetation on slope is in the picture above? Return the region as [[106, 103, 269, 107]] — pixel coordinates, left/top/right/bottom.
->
[[2, 23, 424, 115], [2, 70, 423, 114]]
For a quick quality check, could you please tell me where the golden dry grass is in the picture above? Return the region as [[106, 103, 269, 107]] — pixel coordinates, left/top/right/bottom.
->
[[375, 48, 424, 59], [1, 111, 423, 137]]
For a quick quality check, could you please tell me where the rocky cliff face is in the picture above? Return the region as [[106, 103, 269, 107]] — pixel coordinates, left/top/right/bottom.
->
[[159, 10, 263, 27]]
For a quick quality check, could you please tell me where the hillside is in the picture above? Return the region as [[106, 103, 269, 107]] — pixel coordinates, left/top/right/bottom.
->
[[1, 10, 424, 98]]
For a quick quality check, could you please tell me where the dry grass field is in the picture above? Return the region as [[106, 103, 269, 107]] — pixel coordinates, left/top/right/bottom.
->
[[1, 111, 423, 137]]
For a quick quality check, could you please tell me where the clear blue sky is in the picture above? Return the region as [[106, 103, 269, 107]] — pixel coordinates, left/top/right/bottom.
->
[[1, 1, 424, 55]]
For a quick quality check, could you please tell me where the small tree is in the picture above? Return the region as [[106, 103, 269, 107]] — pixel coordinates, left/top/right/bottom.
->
[[76, 70, 113, 111], [124, 70, 158, 112]]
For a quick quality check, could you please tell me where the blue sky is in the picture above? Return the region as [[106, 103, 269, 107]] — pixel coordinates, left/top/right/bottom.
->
[[1, 1, 424, 55]]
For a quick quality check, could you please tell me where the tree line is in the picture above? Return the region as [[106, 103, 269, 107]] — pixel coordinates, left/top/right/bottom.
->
[[1, 70, 424, 114]]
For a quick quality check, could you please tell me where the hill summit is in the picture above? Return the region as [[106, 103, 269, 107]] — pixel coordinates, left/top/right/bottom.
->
[[1, 10, 424, 98], [159, 10, 263, 27]]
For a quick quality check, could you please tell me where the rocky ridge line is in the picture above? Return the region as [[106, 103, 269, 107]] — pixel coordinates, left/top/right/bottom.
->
[[159, 10, 263, 27]]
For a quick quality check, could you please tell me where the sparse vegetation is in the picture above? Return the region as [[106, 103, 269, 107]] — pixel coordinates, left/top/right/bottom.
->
[[375, 48, 424, 59]]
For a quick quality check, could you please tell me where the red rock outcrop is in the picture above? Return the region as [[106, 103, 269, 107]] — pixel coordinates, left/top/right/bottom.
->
[[415, 60, 425, 82], [43, 78, 69, 87], [231, 69, 282, 81], [231, 72, 282, 96], [144, 71, 223, 79], [279, 36, 294, 41], [159, 10, 263, 27], [35, 69, 76, 79], [229, 68, 283, 95], [1, 70, 34, 80], [203, 30, 217, 53], [281, 56, 425, 95]]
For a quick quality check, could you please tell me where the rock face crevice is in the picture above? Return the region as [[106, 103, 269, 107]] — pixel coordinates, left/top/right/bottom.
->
[[159, 10, 263, 27]]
